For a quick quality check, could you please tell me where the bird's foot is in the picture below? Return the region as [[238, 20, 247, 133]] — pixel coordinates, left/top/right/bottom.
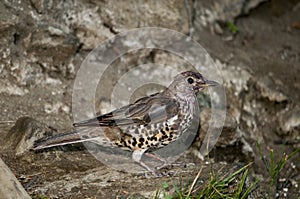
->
[[155, 161, 188, 170], [155, 161, 169, 170]]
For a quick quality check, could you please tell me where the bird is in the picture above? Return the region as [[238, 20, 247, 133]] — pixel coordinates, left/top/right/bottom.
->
[[33, 71, 218, 174]]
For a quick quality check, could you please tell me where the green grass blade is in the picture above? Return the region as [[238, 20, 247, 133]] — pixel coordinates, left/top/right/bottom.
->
[[241, 178, 260, 199], [235, 169, 248, 198]]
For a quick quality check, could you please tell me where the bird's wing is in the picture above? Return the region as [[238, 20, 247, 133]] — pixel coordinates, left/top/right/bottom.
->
[[73, 93, 179, 127]]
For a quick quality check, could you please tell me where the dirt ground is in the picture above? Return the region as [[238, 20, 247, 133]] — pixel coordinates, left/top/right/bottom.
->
[[0, 0, 299, 198]]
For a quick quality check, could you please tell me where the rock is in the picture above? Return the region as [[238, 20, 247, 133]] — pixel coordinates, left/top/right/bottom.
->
[[216, 113, 240, 147], [98, 0, 189, 33], [213, 0, 268, 22], [217, 65, 252, 122], [0, 79, 28, 96], [254, 75, 288, 103], [24, 24, 79, 65], [0, 0, 191, 99], [221, 65, 252, 95], [278, 105, 300, 138], [0, 158, 31, 199], [197, 108, 239, 148], [4, 117, 54, 155], [194, 0, 267, 28], [237, 74, 290, 144], [29, 0, 189, 50]]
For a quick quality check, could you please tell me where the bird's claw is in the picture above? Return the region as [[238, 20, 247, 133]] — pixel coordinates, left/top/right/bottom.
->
[[155, 161, 186, 170]]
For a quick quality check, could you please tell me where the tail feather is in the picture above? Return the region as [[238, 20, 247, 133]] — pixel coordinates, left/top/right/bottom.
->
[[32, 129, 102, 150]]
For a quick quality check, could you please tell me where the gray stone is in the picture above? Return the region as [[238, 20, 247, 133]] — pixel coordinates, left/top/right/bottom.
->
[[197, 108, 239, 148], [254, 75, 288, 103], [278, 105, 300, 138], [0, 158, 31, 199], [213, 0, 267, 22], [194, 0, 267, 33], [4, 117, 54, 155]]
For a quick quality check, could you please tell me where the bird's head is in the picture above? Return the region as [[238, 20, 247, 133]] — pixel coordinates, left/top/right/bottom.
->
[[168, 71, 219, 96]]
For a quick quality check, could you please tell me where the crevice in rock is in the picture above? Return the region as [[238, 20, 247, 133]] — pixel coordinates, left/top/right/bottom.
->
[[13, 33, 20, 45], [29, 0, 42, 14], [103, 22, 118, 35]]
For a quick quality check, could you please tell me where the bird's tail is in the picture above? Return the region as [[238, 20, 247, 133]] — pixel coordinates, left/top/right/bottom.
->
[[32, 128, 105, 150]]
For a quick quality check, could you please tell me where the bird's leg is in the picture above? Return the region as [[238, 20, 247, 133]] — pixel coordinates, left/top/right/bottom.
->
[[132, 149, 155, 174], [145, 153, 187, 170], [132, 150, 175, 178], [144, 152, 168, 170]]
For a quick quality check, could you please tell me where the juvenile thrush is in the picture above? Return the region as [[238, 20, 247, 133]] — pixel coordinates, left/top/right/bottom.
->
[[33, 71, 218, 173]]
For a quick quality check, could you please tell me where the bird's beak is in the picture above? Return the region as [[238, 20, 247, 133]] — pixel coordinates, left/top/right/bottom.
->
[[201, 79, 219, 87]]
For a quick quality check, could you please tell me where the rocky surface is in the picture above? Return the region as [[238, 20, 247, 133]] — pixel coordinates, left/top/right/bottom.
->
[[0, 0, 299, 198], [4, 117, 54, 155], [0, 158, 31, 199]]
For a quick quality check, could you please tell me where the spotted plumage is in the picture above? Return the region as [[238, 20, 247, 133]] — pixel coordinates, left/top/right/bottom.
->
[[33, 71, 218, 173]]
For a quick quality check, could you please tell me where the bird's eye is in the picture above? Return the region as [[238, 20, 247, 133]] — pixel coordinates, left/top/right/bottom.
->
[[187, 77, 194, 84]]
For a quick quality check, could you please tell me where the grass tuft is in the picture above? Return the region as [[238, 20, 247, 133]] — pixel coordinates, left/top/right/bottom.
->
[[154, 164, 258, 199], [257, 142, 300, 198]]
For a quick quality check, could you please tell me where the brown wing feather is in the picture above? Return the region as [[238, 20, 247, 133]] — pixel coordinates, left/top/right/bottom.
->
[[73, 93, 178, 127]]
